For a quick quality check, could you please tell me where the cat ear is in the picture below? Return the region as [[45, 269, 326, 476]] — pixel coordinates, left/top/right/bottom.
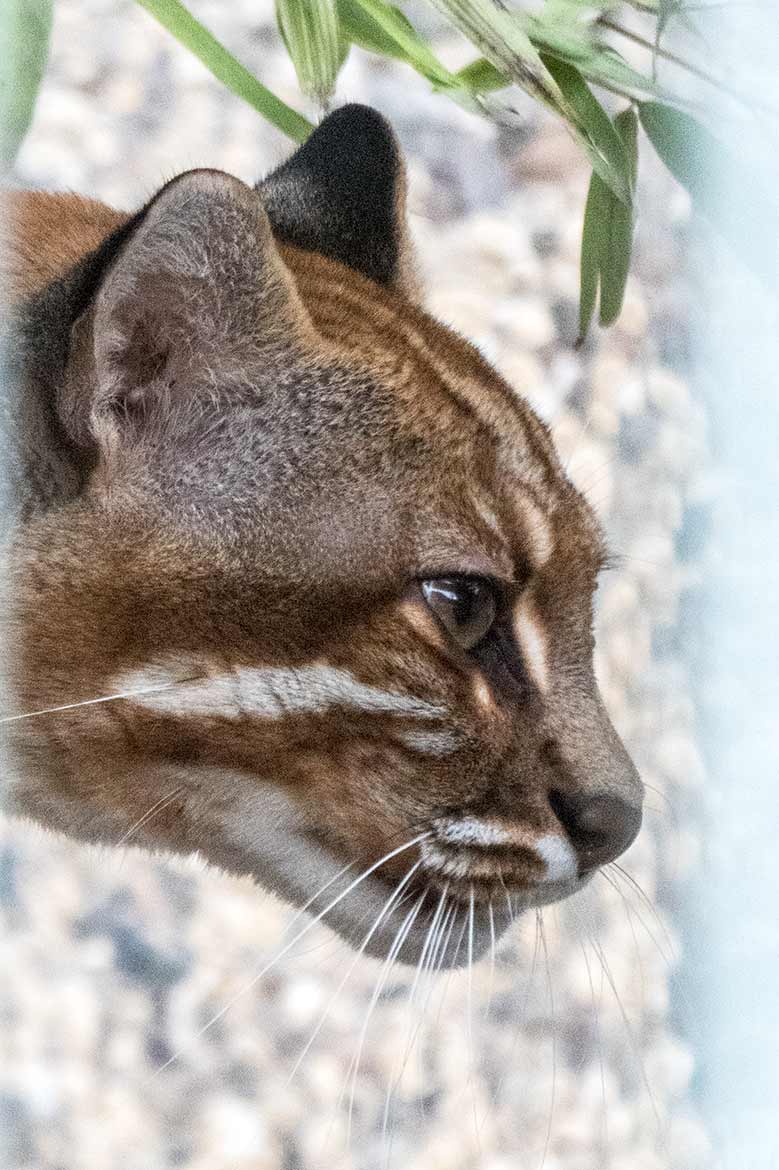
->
[[62, 169, 312, 448], [259, 104, 416, 295]]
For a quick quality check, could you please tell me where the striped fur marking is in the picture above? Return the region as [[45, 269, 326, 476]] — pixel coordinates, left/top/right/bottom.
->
[[520, 495, 555, 569], [422, 818, 579, 886], [513, 595, 550, 694], [437, 816, 515, 847], [397, 729, 460, 756], [112, 663, 447, 722]]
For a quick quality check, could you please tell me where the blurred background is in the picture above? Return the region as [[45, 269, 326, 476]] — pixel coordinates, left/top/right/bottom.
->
[[0, 1, 749, 1168]]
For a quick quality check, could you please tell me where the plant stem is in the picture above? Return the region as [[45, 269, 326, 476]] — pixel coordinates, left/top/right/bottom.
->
[[135, 0, 312, 142], [602, 14, 779, 114], [600, 15, 732, 94]]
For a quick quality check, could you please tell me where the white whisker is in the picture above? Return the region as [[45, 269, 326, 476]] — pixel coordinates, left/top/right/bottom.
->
[[588, 929, 666, 1145], [538, 910, 556, 1170], [380, 885, 447, 1144], [416, 890, 454, 1030], [428, 898, 458, 1038], [287, 859, 422, 1087], [467, 884, 482, 1157], [415, 888, 454, 1121], [580, 939, 609, 1162], [499, 873, 516, 924], [493, 906, 542, 1104], [483, 898, 497, 1021], [345, 886, 427, 1141], [150, 831, 429, 1077], [608, 862, 676, 960], [0, 677, 204, 724], [116, 787, 183, 852]]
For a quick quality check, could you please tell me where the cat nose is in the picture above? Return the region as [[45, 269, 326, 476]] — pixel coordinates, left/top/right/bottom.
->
[[548, 789, 642, 873]]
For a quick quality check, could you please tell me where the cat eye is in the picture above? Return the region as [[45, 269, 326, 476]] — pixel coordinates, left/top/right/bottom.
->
[[421, 577, 498, 651]]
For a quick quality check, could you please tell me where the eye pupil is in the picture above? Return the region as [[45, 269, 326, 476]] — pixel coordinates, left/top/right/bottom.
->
[[421, 577, 497, 651]]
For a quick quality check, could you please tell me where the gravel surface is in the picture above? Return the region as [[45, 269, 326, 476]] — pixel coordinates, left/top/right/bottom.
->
[[2, 3, 710, 1168]]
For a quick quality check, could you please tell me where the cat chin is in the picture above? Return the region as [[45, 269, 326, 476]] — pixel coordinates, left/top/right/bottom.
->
[[312, 866, 589, 968], [2, 760, 584, 969]]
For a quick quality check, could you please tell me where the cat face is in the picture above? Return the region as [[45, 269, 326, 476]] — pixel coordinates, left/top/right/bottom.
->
[[2, 106, 642, 965]]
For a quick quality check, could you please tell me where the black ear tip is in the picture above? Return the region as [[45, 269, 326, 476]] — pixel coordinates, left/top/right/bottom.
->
[[259, 103, 408, 288], [315, 103, 397, 142], [296, 103, 401, 173]]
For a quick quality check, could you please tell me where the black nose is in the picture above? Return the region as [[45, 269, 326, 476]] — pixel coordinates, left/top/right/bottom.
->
[[549, 789, 642, 873]]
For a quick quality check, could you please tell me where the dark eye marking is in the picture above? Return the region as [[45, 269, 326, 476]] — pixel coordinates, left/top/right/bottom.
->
[[421, 576, 498, 651]]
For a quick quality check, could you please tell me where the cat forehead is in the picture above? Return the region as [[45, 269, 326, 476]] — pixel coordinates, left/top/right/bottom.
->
[[271, 246, 605, 577], [121, 236, 603, 582]]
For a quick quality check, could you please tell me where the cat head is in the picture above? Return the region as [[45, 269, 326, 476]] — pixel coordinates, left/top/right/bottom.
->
[[2, 106, 642, 964]]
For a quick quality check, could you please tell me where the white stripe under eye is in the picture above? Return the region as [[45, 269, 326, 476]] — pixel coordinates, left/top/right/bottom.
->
[[111, 662, 446, 722]]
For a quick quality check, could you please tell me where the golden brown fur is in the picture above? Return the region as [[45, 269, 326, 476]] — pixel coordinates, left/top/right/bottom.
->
[[0, 105, 642, 964], [1, 189, 128, 302]]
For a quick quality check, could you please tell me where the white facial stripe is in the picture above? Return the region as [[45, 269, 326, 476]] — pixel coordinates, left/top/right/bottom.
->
[[112, 663, 446, 722], [397, 729, 460, 756], [438, 817, 515, 847], [472, 675, 495, 710], [469, 492, 508, 546], [237, 666, 445, 719], [429, 819, 579, 886], [520, 496, 554, 568], [513, 596, 550, 694], [106, 670, 238, 718], [535, 833, 579, 883]]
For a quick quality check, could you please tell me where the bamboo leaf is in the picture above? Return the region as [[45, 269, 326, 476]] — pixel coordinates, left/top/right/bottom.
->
[[638, 101, 717, 206], [340, 0, 456, 87], [0, 0, 53, 166], [657, 0, 681, 41], [579, 171, 609, 341], [616, 105, 639, 190], [135, 0, 312, 143], [581, 46, 663, 102], [275, 0, 342, 103], [428, 0, 641, 202], [542, 55, 633, 205], [520, 2, 664, 101], [455, 57, 509, 94], [579, 106, 638, 339], [599, 107, 637, 324], [337, 0, 414, 60], [639, 100, 778, 286], [426, 0, 572, 119]]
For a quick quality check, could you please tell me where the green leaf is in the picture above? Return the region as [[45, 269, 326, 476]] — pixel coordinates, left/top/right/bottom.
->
[[578, 106, 638, 339], [581, 46, 663, 103], [0, 0, 53, 166], [579, 170, 610, 340], [541, 55, 633, 205], [339, 0, 456, 87], [136, 0, 312, 143], [522, 4, 663, 102], [455, 57, 509, 94], [599, 106, 637, 325], [275, 0, 343, 103], [639, 100, 778, 287], [337, 0, 412, 60], [657, 0, 681, 41], [638, 101, 718, 207], [426, 0, 572, 120]]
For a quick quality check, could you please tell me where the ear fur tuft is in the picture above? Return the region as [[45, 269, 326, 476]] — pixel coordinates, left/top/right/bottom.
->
[[60, 169, 311, 451], [259, 104, 415, 294]]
